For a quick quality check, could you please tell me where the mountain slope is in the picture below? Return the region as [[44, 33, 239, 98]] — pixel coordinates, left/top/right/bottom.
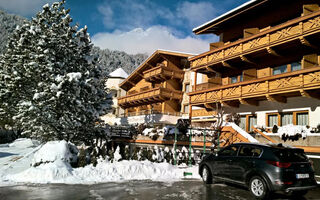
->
[[0, 10, 147, 75]]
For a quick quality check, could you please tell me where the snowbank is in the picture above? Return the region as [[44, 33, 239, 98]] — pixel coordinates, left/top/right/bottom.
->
[[9, 138, 39, 148], [4, 159, 199, 184], [32, 140, 76, 166], [1, 140, 200, 185]]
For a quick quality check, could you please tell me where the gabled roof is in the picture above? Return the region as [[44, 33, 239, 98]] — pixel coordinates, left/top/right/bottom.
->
[[120, 50, 194, 91], [109, 68, 128, 79], [193, 0, 268, 35]]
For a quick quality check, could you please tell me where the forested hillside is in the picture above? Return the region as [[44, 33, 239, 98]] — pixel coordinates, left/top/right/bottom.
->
[[0, 10, 147, 75]]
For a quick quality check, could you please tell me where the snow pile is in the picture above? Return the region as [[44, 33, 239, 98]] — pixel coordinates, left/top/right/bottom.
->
[[72, 160, 199, 183], [9, 138, 39, 148], [31, 140, 76, 166], [278, 124, 310, 141], [1, 140, 200, 185], [5, 159, 199, 184], [8, 160, 76, 184]]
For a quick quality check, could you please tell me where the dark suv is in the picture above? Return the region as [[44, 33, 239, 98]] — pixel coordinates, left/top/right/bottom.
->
[[199, 143, 317, 199]]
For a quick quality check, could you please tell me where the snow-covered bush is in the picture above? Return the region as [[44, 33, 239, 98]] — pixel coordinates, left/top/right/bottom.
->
[[113, 146, 122, 162], [32, 140, 77, 167], [278, 124, 310, 141]]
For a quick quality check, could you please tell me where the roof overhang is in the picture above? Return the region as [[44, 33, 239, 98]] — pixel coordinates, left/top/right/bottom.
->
[[193, 0, 268, 35], [119, 50, 195, 91]]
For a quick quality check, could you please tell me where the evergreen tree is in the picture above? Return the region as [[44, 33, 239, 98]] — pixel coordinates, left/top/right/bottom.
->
[[0, 1, 111, 143]]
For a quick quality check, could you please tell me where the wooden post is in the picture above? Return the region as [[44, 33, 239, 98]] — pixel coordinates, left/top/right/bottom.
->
[[194, 71, 197, 92]]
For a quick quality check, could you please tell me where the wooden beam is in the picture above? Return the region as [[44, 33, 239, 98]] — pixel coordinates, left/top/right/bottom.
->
[[137, 73, 144, 78], [204, 103, 216, 110], [239, 98, 259, 106], [206, 66, 216, 73], [240, 55, 256, 65], [221, 100, 239, 108], [222, 61, 236, 69], [266, 47, 281, 57], [127, 80, 135, 86], [300, 89, 320, 100], [299, 37, 317, 49], [266, 94, 286, 103]]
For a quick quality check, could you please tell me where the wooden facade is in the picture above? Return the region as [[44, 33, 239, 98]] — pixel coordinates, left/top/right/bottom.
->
[[118, 50, 193, 118], [188, 1, 320, 113]]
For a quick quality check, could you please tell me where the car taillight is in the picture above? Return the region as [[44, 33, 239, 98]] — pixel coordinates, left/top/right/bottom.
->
[[267, 160, 291, 168]]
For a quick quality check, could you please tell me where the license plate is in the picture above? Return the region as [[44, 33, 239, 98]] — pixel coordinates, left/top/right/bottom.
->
[[296, 174, 309, 179]]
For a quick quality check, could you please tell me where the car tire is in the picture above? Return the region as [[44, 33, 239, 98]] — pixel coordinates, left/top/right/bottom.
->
[[249, 176, 269, 200], [201, 165, 212, 184]]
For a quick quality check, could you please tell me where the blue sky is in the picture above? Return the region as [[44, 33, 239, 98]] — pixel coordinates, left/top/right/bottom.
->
[[0, 0, 248, 55]]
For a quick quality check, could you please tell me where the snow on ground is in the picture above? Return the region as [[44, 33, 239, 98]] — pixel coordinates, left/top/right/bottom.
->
[[0, 138, 200, 185]]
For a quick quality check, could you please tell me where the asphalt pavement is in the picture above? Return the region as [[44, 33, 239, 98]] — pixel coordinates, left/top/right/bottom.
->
[[0, 180, 319, 200]]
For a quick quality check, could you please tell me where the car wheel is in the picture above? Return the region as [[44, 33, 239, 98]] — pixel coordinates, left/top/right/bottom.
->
[[249, 176, 269, 200], [201, 165, 212, 184]]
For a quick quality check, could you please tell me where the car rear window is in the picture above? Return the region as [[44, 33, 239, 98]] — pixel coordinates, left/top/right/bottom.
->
[[239, 146, 262, 157], [272, 148, 308, 162]]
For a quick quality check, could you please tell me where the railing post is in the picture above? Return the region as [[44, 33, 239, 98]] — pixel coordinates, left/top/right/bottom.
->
[[203, 129, 206, 154], [188, 128, 192, 167], [174, 127, 178, 165]]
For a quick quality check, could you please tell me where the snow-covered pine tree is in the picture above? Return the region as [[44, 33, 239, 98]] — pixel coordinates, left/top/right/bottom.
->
[[0, 1, 111, 143]]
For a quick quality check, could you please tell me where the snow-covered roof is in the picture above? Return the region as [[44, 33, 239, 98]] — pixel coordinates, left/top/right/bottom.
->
[[192, 0, 264, 34], [109, 68, 128, 79]]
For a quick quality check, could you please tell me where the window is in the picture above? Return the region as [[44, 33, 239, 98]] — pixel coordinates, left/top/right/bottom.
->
[[185, 84, 190, 92], [291, 62, 301, 71], [281, 113, 293, 126], [231, 76, 238, 84], [248, 116, 257, 132], [268, 114, 279, 127], [219, 146, 239, 157], [267, 111, 308, 127], [297, 112, 308, 126], [239, 146, 262, 157], [239, 74, 243, 82], [184, 105, 189, 113], [239, 116, 246, 130], [239, 115, 257, 132], [273, 65, 287, 75]]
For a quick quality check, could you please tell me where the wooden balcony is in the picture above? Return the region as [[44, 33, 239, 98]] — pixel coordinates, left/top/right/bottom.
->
[[191, 109, 216, 117], [143, 64, 184, 82], [190, 11, 320, 70], [118, 87, 183, 108], [193, 82, 218, 92], [189, 67, 320, 106]]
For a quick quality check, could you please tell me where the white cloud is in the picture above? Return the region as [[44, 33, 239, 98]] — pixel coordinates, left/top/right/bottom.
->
[[97, 0, 174, 31], [0, 0, 55, 16], [177, 2, 216, 27], [92, 26, 212, 55]]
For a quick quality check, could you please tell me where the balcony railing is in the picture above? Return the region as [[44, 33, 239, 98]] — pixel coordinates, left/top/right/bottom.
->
[[190, 11, 320, 70], [118, 87, 183, 108], [189, 67, 320, 104], [121, 111, 182, 117], [193, 82, 218, 92], [191, 109, 216, 117], [143, 65, 184, 82]]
